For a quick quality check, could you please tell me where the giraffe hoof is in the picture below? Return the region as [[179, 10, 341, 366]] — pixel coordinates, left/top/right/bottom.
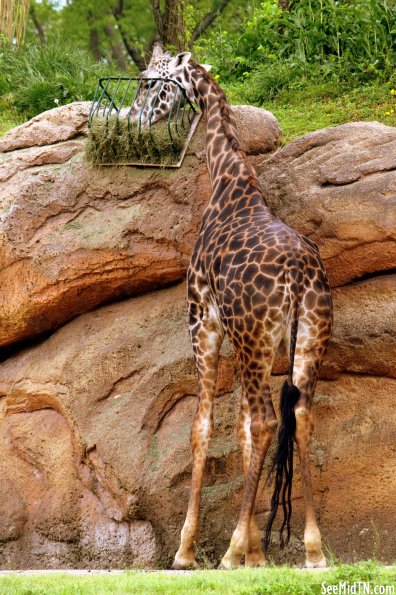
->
[[219, 553, 242, 570], [218, 561, 236, 570], [171, 557, 198, 570], [245, 552, 267, 568], [305, 555, 327, 569]]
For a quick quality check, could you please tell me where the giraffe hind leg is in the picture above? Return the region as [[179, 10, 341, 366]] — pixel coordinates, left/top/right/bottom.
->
[[287, 326, 329, 568], [237, 390, 267, 567], [220, 363, 277, 569], [294, 398, 327, 568]]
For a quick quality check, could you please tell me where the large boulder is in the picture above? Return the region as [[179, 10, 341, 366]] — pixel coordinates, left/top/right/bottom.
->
[[0, 102, 281, 350], [0, 102, 90, 152], [1, 111, 395, 351], [0, 282, 395, 568], [328, 275, 396, 378], [0, 104, 395, 569], [258, 122, 396, 287]]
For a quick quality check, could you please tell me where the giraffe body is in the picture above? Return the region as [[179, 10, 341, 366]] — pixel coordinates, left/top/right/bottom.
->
[[139, 44, 333, 569]]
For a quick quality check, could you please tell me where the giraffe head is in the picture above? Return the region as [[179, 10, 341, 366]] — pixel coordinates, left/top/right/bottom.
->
[[131, 43, 210, 126]]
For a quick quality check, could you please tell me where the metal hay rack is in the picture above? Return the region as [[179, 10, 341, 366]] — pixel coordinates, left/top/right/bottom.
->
[[87, 76, 201, 168]]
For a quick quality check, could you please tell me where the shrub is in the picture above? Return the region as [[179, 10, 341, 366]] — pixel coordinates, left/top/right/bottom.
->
[[0, 38, 123, 119], [196, 0, 396, 101]]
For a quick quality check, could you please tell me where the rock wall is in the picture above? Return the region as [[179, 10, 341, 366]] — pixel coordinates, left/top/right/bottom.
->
[[0, 104, 395, 568]]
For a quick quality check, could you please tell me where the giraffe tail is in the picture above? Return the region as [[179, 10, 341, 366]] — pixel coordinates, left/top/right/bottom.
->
[[264, 310, 300, 551]]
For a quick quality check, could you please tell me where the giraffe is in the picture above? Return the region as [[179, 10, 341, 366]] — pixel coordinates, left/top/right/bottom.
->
[[138, 44, 333, 570], [126, 43, 192, 126], [128, 42, 211, 127]]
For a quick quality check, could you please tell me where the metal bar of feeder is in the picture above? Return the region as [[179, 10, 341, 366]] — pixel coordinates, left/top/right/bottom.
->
[[180, 97, 187, 128], [118, 78, 132, 115], [127, 79, 143, 130], [167, 85, 180, 145], [138, 80, 154, 135], [106, 77, 122, 120], [174, 90, 184, 133], [88, 80, 101, 125], [147, 81, 164, 159], [148, 80, 164, 127], [98, 78, 115, 115], [93, 78, 111, 119], [102, 95, 110, 120]]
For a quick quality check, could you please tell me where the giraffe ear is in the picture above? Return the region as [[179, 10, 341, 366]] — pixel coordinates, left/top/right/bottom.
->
[[170, 51, 192, 70], [200, 64, 213, 72]]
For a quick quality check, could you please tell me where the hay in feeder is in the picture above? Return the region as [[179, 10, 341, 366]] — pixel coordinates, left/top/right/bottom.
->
[[85, 115, 189, 166]]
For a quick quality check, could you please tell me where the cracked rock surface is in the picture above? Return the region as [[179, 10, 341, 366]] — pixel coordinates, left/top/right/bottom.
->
[[258, 122, 396, 287], [0, 102, 280, 349], [0, 105, 395, 568], [0, 283, 395, 568]]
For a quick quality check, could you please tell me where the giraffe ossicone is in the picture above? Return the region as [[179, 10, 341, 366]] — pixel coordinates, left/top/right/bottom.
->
[[140, 44, 333, 570]]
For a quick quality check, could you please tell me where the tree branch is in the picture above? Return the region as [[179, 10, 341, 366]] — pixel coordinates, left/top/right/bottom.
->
[[150, 0, 164, 39], [112, 0, 145, 70], [104, 22, 128, 70], [87, 9, 102, 61], [191, 0, 231, 44], [30, 3, 46, 43]]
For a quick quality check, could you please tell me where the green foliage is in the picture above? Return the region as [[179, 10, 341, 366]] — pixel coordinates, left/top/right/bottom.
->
[[25, 0, 241, 67], [0, 95, 23, 136], [221, 80, 396, 144], [60, 0, 154, 58], [0, 39, 122, 119], [197, 0, 396, 102]]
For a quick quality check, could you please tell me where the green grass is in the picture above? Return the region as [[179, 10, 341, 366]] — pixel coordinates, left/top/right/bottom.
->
[[224, 80, 396, 144], [0, 562, 395, 595], [1, 72, 395, 146], [0, 39, 123, 122], [0, 96, 23, 137], [3, 80, 395, 145]]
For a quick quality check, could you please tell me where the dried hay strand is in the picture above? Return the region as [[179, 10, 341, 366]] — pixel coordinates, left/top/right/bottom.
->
[[85, 116, 189, 166]]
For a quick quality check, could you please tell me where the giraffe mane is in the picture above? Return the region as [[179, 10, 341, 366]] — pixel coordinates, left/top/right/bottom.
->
[[190, 61, 258, 186]]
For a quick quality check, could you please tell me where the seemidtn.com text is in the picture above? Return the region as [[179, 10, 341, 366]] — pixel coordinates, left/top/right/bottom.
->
[[321, 582, 395, 595]]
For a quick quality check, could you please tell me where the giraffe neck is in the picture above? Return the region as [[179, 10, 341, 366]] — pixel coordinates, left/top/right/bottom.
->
[[183, 63, 258, 193]]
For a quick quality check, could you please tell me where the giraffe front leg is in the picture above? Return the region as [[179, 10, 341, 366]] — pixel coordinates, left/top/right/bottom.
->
[[172, 407, 211, 570], [238, 390, 266, 568], [172, 299, 223, 570]]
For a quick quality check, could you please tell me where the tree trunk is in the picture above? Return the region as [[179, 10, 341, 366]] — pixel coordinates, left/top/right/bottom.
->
[[88, 10, 102, 61], [191, 0, 231, 45], [164, 0, 185, 49], [30, 2, 46, 43], [150, 0, 186, 50], [113, 0, 145, 69], [103, 22, 128, 71]]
